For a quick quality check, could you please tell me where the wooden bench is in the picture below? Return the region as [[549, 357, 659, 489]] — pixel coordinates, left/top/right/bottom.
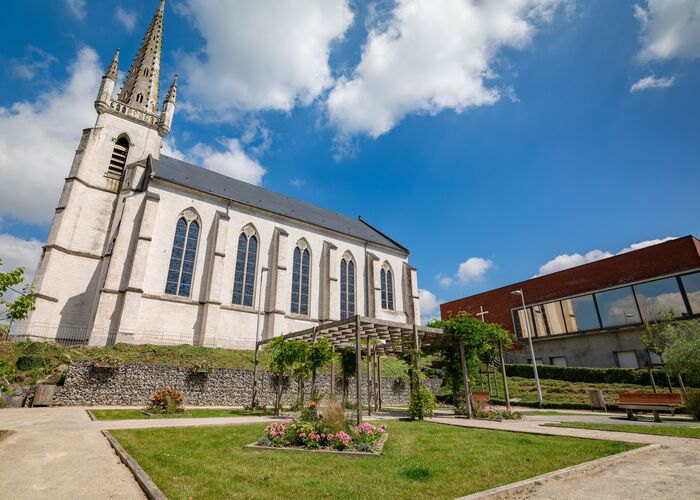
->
[[618, 393, 682, 422]]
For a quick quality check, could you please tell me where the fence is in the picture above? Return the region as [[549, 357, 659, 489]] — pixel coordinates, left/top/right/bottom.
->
[[9, 322, 256, 350]]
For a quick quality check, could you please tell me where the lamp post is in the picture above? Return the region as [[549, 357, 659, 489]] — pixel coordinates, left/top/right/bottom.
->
[[250, 267, 269, 409], [511, 289, 543, 405]]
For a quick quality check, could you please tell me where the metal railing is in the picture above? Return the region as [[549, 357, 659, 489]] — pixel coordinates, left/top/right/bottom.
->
[[9, 322, 256, 350]]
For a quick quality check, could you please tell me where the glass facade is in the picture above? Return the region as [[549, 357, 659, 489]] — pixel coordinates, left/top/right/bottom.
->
[[512, 271, 700, 341]]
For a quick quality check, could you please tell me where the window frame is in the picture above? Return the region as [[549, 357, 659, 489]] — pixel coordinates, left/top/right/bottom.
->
[[232, 225, 259, 307], [340, 252, 356, 320], [164, 209, 200, 298], [290, 239, 312, 316], [380, 262, 395, 311]]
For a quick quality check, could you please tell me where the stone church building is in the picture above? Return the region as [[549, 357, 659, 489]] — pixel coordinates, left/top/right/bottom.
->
[[21, 1, 421, 348]]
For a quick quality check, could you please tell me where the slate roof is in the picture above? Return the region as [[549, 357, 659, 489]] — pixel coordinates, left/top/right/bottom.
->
[[150, 155, 408, 253]]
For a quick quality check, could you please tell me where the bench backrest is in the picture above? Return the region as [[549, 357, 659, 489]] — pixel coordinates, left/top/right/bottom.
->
[[472, 391, 491, 402], [618, 392, 682, 406]]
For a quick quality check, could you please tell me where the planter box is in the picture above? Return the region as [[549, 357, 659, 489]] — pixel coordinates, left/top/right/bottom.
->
[[244, 432, 389, 458]]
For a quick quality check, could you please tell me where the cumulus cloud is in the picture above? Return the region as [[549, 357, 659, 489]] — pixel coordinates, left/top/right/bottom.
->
[[634, 0, 700, 62], [0, 47, 102, 224], [64, 0, 87, 20], [177, 0, 353, 118], [536, 236, 678, 276], [419, 288, 443, 323], [630, 74, 675, 92], [11, 46, 57, 81], [0, 234, 43, 282], [114, 7, 137, 33], [327, 0, 567, 137], [438, 257, 494, 287]]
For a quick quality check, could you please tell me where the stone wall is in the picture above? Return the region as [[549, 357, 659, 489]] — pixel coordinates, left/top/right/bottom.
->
[[52, 361, 441, 407]]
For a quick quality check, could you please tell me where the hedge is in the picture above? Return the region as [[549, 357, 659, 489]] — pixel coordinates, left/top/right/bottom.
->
[[505, 364, 668, 386]]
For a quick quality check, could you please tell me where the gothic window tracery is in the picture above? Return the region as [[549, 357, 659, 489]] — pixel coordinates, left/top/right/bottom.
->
[[340, 252, 355, 320], [380, 262, 395, 311], [232, 225, 258, 307], [291, 239, 311, 315], [165, 209, 200, 297]]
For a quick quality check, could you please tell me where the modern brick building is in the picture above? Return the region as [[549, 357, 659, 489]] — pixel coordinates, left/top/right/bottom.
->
[[440, 236, 700, 368]]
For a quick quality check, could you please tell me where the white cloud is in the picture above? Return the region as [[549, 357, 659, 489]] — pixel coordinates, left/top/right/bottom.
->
[[64, 0, 87, 20], [630, 74, 675, 92], [328, 0, 567, 137], [438, 257, 494, 287], [177, 0, 353, 118], [189, 139, 266, 186], [0, 234, 43, 283], [635, 0, 700, 62], [0, 47, 102, 224], [419, 288, 444, 323], [536, 236, 677, 276], [114, 7, 137, 33], [11, 46, 57, 81]]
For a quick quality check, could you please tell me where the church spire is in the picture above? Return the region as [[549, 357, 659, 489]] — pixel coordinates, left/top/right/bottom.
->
[[164, 74, 177, 105], [117, 0, 165, 114], [105, 49, 120, 80]]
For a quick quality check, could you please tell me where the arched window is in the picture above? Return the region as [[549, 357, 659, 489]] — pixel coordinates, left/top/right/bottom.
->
[[107, 137, 129, 178], [380, 263, 395, 310], [340, 253, 355, 320], [232, 225, 258, 307], [165, 210, 200, 297], [291, 240, 311, 315]]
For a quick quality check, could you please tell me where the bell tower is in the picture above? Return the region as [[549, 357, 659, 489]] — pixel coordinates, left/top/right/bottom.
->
[[23, 0, 177, 337]]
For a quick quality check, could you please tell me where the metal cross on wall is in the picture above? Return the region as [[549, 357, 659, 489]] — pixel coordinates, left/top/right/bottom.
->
[[476, 305, 489, 322]]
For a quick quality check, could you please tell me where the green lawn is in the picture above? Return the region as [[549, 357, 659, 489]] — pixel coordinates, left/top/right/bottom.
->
[[91, 408, 273, 420], [544, 422, 700, 439], [111, 421, 638, 499], [519, 411, 601, 416]]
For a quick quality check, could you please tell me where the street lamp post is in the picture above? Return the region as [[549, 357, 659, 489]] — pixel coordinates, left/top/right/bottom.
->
[[250, 267, 269, 409], [511, 289, 543, 405]]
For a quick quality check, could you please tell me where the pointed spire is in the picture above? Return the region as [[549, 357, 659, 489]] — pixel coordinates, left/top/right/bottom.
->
[[105, 49, 120, 80], [117, 0, 165, 114], [164, 74, 178, 105]]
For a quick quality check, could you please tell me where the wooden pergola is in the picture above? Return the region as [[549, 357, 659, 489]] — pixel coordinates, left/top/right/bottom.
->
[[252, 315, 451, 424]]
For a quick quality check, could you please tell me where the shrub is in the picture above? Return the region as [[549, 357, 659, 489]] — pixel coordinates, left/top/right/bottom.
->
[[300, 401, 320, 422], [505, 364, 666, 386], [257, 436, 271, 447], [409, 387, 436, 420], [147, 388, 185, 414], [684, 390, 700, 420], [15, 355, 44, 372], [264, 422, 288, 446], [355, 441, 374, 453], [351, 423, 385, 445], [328, 431, 351, 450], [321, 401, 347, 433]]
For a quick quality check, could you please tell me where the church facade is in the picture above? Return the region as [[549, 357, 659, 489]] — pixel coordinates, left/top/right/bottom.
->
[[21, 1, 421, 348]]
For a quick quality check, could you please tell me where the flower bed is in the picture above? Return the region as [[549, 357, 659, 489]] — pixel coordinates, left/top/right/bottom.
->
[[246, 421, 388, 456]]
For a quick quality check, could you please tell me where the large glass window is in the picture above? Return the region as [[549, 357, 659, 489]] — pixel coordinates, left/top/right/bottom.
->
[[543, 301, 567, 335], [595, 287, 640, 328], [340, 257, 355, 320], [380, 264, 395, 310], [531, 305, 549, 336], [634, 277, 687, 321], [291, 243, 310, 315], [514, 308, 534, 338], [681, 272, 700, 315], [561, 295, 600, 332], [165, 214, 199, 297], [232, 229, 258, 307]]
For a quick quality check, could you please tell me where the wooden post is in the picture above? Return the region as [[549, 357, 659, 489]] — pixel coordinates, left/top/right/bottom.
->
[[677, 374, 687, 400], [486, 365, 492, 395], [664, 370, 674, 394], [367, 338, 372, 416], [498, 340, 511, 411], [355, 314, 362, 425], [330, 344, 336, 400], [412, 324, 421, 396], [647, 365, 658, 393], [377, 354, 383, 410], [373, 349, 379, 412], [310, 327, 318, 400], [250, 341, 261, 409], [459, 339, 472, 419]]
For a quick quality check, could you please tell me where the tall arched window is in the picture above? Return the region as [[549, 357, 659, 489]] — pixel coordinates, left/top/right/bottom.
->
[[291, 240, 311, 315], [380, 263, 395, 310], [340, 253, 355, 320], [232, 225, 258, 307], [107, 136, 129, 178], [165, 210, 200, 297]]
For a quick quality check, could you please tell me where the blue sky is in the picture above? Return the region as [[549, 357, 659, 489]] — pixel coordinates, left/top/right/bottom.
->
[[1, 0, 699, 319]]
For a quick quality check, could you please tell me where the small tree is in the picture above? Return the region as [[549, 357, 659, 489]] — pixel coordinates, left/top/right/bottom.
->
[[1, 259, 37, 330], [662, 319, 700, 383], [339, 349, 356, 404], [308, 337, 333, 399], [267, 337, 309, 415]]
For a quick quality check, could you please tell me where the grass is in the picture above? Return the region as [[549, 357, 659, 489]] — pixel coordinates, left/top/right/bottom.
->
[[110, 421, 639, 499], [519, 411, 601, 416], [544, 421, 700, 439], [91, 408, 272, 420]]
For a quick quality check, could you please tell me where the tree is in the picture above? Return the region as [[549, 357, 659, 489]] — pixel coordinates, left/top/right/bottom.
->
[[661, 319, 700, 383], [339, 349, 356, 403], [266, 337, 309, 415], [1, 259, 36, 329], [308, 337, 333, 399]]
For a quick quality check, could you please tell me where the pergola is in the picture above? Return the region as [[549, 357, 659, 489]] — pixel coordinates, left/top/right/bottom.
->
[[252, 315, 452, 424]]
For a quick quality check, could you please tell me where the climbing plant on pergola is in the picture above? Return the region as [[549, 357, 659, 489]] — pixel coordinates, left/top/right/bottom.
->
[[252, 315, 450, 424]]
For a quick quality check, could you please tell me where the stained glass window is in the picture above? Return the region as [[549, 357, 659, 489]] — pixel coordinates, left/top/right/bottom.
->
[[232, 230, 258, 307], [341, 257, 355, 319], [381, 265, 395, 311], [291, 244, 311, 315], [165, 216, 199, 297]]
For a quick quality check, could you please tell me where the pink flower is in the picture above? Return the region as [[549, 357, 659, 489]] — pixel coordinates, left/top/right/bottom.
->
[[327, 434, 334, 439], [299, 433, 306, 438]]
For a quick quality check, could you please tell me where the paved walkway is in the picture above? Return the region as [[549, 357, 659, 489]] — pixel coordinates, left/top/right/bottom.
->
[[430, 413, 700, 499], [1, 407, 698, 499]]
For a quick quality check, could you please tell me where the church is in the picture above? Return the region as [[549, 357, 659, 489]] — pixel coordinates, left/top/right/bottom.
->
[[21, 1, 421, 348]]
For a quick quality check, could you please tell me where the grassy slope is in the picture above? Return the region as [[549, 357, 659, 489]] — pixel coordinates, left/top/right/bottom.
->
[[91, 408, 272, 420], [545, 422, 700, 439], [0, 341, 410, 391], [111, 421, 637, 499]]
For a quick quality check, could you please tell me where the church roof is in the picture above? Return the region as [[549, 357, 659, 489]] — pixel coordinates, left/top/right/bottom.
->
[[150, 155, 409, 253]]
